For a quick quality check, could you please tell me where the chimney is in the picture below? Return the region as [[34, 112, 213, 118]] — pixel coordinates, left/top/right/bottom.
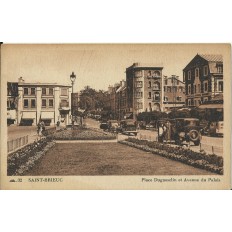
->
[[18, 77, 25, 83]]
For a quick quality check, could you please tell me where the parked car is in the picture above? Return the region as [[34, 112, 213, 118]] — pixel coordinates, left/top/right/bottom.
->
[[108, 120, 119, 133], [158, 118, 202, 146], [120, 120, 138, 136], [100, 122, 109, 130], [145, 121, 156, 130]]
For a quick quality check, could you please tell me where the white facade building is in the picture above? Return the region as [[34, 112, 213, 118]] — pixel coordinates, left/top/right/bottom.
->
[[17, 78, 72, 126]]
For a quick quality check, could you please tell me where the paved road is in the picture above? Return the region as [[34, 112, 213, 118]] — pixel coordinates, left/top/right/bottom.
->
[[85, 118, 223, 156]]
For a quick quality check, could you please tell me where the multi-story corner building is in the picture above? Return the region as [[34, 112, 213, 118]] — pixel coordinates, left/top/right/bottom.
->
[[16, 77, 72, 126], [126, 63, 163, 118], [183, 54, 223, 107], [163, 75, 186, 111], [7, 82, 19, 125]]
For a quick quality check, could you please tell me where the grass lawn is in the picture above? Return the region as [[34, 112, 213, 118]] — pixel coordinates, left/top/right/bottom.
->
[[25, 142, 214, 175]]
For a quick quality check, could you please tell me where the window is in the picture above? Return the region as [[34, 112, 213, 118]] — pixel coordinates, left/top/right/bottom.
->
[[164, 86, 166, 92], [135, 81, 143, 88], [24, 99, 28, 108], [31, 88, 35, 95], [204, 82, 208, 92], [198, 84, 201, 93], [173, 87, 177, 92], [154, 71, 160, 77], [31, 99, 36, 108], [217, 65, 223, 73], [188, 99, 191, 106], [164, 79, 168, 85], [61, 88, 68, 96], [148, 92, 151, 99], [42, 88, 46, 95], [148, 103, 152, 111], [195, 68, 199, 78], [154, 92, 160, 101], [153, 82, 160, 90], [194, 85, 197, 93], [135, 70, 142, 77], [137, 102, 143, 109], [176, 96, 182, 102], [204, 66, 208, 76], [49, 99, 54, 107], [49, 88, 54, 95], [188, 71, 191, 80], [60, 99, 69, 107], [164, 96, 168, 102], [136, 92, 143, 98], [183, 72, 186, 82], [148, 81, 151, 88], [42, 99, 46, 108], [167, 87, 171, 92], [218, 81, 223, 92], [188, 85, 191, 95], [24, 88, 28, 95]]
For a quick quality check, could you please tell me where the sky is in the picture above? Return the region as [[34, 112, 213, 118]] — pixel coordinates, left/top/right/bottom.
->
[[1, 44, 226, 92]]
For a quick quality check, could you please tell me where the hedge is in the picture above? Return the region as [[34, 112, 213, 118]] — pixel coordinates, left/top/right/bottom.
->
[[119, 138, 223, 175]]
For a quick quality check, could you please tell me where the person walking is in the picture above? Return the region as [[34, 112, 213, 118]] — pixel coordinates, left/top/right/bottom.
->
[[37, 122, 41, 136]]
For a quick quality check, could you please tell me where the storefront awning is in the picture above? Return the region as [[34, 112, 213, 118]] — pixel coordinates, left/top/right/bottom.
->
[[198, 104, 223, 109], [22, 111, 36, 119], [41, 111, 54, 119]]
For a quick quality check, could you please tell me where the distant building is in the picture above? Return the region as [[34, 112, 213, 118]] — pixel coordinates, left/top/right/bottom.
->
[[126, 63, 163, 118], [7, 82, 19, 125], [183, 54, 223, 107], [16, 77, 72, 126], [105, 83, 120, 119], [163, 75, 185, 111], [115, 80, 127, 120]]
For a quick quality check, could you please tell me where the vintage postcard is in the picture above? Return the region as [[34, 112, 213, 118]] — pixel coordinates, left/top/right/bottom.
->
[[0, 43, 231, 189]]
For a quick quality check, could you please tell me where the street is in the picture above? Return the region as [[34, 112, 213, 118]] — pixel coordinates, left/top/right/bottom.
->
[[84, 118, 223, 156], [7, 118, 223, 157]]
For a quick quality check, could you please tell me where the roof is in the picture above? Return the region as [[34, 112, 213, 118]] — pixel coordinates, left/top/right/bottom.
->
[[18, 82, 72, 87], [126, 62, 163, 70], [198, 54, 223, 62]]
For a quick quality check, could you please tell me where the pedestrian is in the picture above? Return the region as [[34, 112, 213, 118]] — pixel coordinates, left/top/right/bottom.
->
[[37, 122, 41, 136], [56, 120, 60, 130], [41, 121, 45, 131]]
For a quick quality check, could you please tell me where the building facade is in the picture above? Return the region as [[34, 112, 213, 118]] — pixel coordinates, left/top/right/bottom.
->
[[7, 82, 19, 125], [126, 63, 163, 118], [115, 80, 127, 120], [183, 54, 223, 107], [163, 75, 186, 111], [14, 77, 72, 126]]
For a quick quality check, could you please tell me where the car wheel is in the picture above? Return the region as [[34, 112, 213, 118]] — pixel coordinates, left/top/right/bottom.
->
[[188, 129, 200, 142]]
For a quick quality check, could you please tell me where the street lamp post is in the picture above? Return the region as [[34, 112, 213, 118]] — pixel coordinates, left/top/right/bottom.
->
[[70, 71, 76, 129]]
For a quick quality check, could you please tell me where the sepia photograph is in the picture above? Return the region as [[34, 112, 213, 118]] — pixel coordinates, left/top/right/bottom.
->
[[0, 43, 231, 189]]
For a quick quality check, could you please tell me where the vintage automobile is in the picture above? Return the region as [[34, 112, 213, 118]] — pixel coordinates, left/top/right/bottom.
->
[[157, 118, 202, 146], [100, 122, 109, 130], [107, 120, 120, 133], [120, 120, 138, 136], [145, 121, 156, 130]]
